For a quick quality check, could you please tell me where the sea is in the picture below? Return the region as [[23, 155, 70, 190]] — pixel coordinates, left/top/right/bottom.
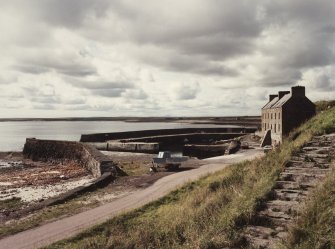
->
[[0, 121, 239, 151]]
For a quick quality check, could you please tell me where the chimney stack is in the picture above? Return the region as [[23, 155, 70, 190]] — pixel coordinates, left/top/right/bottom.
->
[[278, 91, 290, 99], [291, 86, 305, 97], [269, 94, 277, 102]]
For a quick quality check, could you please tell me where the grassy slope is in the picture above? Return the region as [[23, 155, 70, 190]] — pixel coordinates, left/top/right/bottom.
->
[[46, 107, 335, 249], [278, 101, 335, 249]]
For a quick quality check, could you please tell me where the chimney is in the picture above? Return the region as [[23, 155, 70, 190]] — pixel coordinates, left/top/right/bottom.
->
[[291, 86, 305, 97], [269, 94, 277, 102], [278, 91, 290, 99]]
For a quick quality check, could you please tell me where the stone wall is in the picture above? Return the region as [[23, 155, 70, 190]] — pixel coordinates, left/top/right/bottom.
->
[[23, 138, 121, 178], [80, 127, 256, 142], [106, 142, 159, 153], [122, 133, 245, 144], [183, 144, 227, 159]]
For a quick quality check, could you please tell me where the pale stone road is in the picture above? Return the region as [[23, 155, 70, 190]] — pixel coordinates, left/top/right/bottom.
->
[[0, 149, 263, 249]]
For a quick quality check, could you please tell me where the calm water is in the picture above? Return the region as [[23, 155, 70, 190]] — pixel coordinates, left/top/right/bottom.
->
[[0, 121, 238, 151]]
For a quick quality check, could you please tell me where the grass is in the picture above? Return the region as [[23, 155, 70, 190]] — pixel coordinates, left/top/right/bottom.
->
[[279, 163, 335, 249], [315, 100, 335, 113], [0, 194, 101, 238], [44, 107, 335, 249], [119, 161, 149, 176], [0, 197, 25, 214]]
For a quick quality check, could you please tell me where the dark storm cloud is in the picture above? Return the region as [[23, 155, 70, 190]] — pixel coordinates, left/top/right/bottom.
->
[[13, 52, 97, 77], [259, 69, 302, 87], [313, 74, 335, 92], [7, 0, 335, 86], [178, 35, 255, 61], [1, 0, 335, 117], [91, 88, 125, 98], [265, 0, 335, 26], [69, 80, 134, 90], [14, 0, 110, 28], [66, 78, 136, 98], [263, 1, 335, 65], [13, 65, 50, 75], [103, 1, 264, 75], [164, 58, 238, 76], [285, 45, 335, 69]]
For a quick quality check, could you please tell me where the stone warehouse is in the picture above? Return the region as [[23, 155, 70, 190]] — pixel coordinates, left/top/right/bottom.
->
[[261, 86, 315, 143]]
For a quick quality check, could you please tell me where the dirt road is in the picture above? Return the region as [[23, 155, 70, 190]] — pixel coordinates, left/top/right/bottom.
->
[[0, 149, 263, 249]]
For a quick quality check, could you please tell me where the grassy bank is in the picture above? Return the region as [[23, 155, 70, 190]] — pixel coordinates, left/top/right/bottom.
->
[[45, 107, 335, 249]]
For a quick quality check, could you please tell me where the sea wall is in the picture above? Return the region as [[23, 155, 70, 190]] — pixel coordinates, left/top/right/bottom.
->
[[183, 144, 227, 159], [121, 133, 245, 144], [23, 138, 120, 178], [107, 142, 159, 153], [80, 127, 256, 142]]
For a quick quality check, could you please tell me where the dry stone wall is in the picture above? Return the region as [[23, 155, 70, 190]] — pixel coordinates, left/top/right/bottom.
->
[[23, 138, 120, 178]]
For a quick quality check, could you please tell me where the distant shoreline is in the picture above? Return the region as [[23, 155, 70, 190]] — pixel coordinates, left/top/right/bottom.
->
[[0, 116, 260, 123]]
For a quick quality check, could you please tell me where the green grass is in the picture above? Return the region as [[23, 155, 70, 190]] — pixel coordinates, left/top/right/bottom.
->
[[119, 161, 149, 176], [315, 100, 335, 113], [0, 196, 100, 239], [46, 155, 285, 249], [0, 197, 24, 212], [42, 107, 334, 249], [0, 182, 131, 238]]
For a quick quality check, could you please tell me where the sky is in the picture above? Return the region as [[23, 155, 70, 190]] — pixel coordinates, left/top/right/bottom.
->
[[0, 0, 335, 118]]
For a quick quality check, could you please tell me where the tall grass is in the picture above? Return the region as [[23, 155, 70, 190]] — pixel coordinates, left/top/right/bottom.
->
[[46, 107, 335, 249]]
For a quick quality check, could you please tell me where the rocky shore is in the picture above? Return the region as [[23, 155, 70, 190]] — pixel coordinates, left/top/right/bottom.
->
[[0, 152, 94, 218]]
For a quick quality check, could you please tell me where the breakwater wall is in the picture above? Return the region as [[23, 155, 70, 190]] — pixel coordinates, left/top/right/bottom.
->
[[85, 133, 245, 153], [23, 138, 121, 178], [86, 142, 159, 154], [121, 133, 245, 144], [80, 127, 256, 142], [183, 144, 227, 159]]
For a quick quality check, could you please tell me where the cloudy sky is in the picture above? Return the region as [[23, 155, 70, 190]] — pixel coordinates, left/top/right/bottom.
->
[[0, 0, 335, 117]]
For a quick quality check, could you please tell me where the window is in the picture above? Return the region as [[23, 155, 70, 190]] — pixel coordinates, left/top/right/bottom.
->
[[271, 113, 272, 119], [275, 113, 276, 119], [279, 112, 281, 119], [274, 124, 276, 133], [278, 124, 280, 132]]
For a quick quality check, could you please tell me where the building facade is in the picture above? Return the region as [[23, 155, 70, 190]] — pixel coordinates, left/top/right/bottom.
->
[[261, 86, 315, 143]]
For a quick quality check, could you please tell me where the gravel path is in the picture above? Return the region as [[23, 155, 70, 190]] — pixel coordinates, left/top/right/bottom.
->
[[0, 149, 263, 249]]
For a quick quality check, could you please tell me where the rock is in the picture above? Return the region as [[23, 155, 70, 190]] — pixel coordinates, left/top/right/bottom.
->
[[226, 140, 241, 154]]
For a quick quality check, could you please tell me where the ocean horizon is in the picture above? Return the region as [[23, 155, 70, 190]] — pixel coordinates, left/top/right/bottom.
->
[[0, 120, 240, 151]]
